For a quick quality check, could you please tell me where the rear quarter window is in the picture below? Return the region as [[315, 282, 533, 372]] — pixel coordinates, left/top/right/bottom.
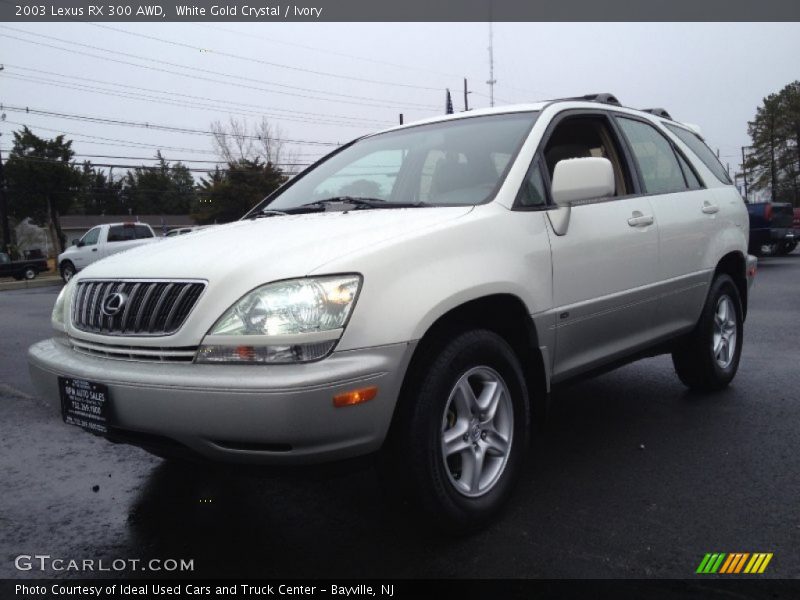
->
[[664, 123, 732, 185]]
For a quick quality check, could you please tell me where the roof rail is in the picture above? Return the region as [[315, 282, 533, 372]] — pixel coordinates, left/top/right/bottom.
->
[[641, 108, 673, 120], [558, 93, 621, 106]]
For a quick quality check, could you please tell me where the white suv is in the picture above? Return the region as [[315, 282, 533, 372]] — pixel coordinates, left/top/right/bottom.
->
[[29, 95, 756, 529]]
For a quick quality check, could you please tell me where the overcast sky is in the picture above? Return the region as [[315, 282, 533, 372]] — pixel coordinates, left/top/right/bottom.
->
[[1, 22, 798, 178]]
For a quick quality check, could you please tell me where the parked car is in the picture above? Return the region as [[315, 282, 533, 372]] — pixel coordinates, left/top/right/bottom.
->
[[29, 95, 756, 529], [745, 201, 794, 256], [57, 222, 159, 282], [0, 252, 48, 280]]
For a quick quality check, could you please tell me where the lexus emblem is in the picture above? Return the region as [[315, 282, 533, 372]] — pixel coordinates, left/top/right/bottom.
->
[[101, 292, 128, 317]]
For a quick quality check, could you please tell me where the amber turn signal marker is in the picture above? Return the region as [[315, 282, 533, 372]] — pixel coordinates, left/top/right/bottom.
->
[[235, 345, 256, 360], [333, 386, 378, 408]]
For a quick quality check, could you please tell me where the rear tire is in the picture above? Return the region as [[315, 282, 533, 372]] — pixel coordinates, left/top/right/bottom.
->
[[23, 267, 37, 280], [384, 329, 530, 532], [777, 240, 797, 255], [672, 274, 743, 392], [60, 262, 76, 283]]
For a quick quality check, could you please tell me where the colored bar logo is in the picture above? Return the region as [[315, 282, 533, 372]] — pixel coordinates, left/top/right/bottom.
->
[[696, 553, 773, 574]]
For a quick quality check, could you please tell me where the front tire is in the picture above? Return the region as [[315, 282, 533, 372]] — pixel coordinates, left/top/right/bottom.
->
[[672, 274, 743, 391], [23, 267, 37, 280], [386, 329, 530, 531], [60, 261, 76, 283]]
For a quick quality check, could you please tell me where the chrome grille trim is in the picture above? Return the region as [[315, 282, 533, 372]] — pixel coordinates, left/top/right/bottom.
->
[[68, 337, 198, 363], [71, 279, 206, 336]]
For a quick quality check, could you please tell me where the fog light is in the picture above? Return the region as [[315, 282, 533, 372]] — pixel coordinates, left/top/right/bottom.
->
[[333, 386, 378, 408]]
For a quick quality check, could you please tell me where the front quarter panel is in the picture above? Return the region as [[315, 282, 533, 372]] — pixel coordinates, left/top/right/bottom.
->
[[317, 204, 554, 351]]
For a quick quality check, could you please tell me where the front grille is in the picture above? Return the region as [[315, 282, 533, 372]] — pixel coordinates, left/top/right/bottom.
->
[[68, 337, 198, 363], [72, 279, 205, 336]]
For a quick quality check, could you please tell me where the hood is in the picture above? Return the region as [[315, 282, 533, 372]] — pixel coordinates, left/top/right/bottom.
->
[[78, 207, 473, 285]]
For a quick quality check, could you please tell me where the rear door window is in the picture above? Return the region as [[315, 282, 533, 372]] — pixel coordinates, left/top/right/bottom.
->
[[676, 152, 703, 189], [617, 118, 687, 194]]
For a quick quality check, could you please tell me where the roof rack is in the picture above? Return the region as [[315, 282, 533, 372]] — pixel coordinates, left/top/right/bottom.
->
[[641, 108, 673, 120], [558, 93, 622, 106]]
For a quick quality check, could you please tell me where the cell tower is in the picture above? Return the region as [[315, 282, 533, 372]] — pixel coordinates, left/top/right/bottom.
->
[[487, 21, 496, 107]]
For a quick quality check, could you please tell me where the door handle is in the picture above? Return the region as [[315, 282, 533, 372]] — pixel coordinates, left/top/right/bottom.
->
[[702, 202, 719, 215], [627, 211, 654, 227], [92, 248, 98, 252]]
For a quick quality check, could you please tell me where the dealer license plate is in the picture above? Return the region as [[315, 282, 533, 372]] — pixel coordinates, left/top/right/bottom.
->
[[59, 377, 109, 434]]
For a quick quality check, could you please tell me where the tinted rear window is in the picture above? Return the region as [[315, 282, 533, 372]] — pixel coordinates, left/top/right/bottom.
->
[[135, 225, 154, 239], [107, 225, 136, 242], [664, 123, 732, 184]]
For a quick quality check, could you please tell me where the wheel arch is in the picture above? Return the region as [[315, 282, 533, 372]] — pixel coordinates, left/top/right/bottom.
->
[[714, 251, 748, 319], [386, 293, 549, 444]]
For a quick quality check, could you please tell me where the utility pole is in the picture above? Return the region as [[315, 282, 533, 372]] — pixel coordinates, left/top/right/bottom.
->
[[0, 65, 13, 253], [463, 78, 470, 111], [487, 21, 496, 107], [741, 146, 749, 200], [0, 142, 10, 255]]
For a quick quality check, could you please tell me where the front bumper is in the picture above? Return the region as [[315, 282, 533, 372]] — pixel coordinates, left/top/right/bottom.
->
[[28, 338, 415, 465]]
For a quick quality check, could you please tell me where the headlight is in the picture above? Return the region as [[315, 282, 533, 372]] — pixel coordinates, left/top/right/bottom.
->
[[51, 280, 75, 332], [196, 275, 361, 364]]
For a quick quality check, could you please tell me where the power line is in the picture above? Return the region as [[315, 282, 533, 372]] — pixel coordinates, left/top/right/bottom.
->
[[2, 105, 343, 146], [199, 23, 470, 81], [4, 154, 312, 172], [0, 27, 440, 111], [1, 120, 217, 154], [1, 149, 329, 165], [198, 22, 555, 101], [7, 152, 228, 164], [3, 72, 384, 130], [87, 22, 444, 93], [1, 120, 330, 158], [3, 64, 392, 126]]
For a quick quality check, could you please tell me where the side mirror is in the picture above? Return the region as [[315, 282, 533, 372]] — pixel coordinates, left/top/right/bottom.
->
[[551, 157, 615, 207], [76, 240, 85, 248]]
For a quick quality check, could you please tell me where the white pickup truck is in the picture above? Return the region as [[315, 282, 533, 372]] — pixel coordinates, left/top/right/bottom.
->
[[58, 222, 158, 282]]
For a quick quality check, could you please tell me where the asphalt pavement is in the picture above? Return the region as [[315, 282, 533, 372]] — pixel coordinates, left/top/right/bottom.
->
[[1, 252, 798, 580]]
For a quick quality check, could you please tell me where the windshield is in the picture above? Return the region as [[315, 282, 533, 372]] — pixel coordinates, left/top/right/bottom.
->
[[255, 112, 538, 213]]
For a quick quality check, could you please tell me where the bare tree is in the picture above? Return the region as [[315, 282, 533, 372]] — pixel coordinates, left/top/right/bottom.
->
[[210, 117, 254, 163], [211, 117, 299, 174]]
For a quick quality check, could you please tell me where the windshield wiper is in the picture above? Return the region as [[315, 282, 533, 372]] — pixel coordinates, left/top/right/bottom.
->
[[251, 209, 288, 219], [294, 196, 426, 211]]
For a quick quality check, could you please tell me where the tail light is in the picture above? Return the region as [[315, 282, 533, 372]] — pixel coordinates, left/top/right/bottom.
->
[[764, 204, 773, 222]]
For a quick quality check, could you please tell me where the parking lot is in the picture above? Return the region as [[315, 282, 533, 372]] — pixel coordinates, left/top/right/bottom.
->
[[1, 251, 798, 580]]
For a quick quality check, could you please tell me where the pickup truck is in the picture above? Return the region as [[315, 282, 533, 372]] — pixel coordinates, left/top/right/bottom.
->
[[58, 222, 158, 282], [0, 252, 48, 280], [746, 201, 795, 255], [782, 208, 800, 255]]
